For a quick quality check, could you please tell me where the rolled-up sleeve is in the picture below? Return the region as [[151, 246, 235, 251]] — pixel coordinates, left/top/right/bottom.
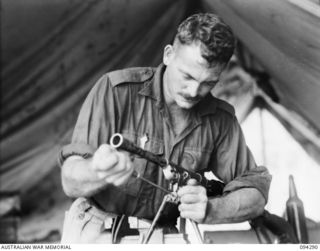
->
[[212, 116, 272, 202], [58, 74, 117, 166]]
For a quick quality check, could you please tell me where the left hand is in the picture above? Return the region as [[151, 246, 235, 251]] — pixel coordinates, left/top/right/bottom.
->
[[177, 179, 208, 223]]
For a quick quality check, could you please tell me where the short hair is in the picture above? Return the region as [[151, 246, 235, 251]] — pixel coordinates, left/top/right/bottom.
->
[[175, 13, 236, 66]]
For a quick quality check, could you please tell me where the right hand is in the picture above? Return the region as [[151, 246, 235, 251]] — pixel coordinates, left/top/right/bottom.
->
[[91, 144, 134, 187]]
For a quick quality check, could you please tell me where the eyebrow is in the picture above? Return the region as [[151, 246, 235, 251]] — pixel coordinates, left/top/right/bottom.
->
[[179, 69, 196, 80], [179, 68, 220, 83]]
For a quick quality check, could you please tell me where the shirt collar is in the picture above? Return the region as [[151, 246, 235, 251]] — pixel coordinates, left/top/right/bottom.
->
[[138, 63, 165, 107], [138, 63, 218, 116]]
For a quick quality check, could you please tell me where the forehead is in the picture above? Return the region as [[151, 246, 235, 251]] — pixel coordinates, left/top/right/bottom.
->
[[174, 43, 223, 80]]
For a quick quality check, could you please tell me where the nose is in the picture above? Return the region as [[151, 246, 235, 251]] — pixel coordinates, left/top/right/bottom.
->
[[187, 81, 201, 97]]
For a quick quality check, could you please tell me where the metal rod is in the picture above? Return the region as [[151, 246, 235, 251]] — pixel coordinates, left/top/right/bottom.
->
[[142, 194, 170, 244], [190, 219, 204, 244], [132, 171, 171, 194]]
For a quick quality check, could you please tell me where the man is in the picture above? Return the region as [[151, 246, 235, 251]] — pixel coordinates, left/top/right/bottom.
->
[[59, 13, 271, 243]]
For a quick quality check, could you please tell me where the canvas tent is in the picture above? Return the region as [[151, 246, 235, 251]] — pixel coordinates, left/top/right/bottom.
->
[[1, 0, 320, 243]]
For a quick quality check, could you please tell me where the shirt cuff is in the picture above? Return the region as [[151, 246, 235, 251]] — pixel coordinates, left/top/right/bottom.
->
[[223, 166, 272, 202], [58, 143, 96, 166]]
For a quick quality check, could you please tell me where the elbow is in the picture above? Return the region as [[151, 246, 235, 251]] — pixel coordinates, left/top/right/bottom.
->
[[255, 202, 265, 217], [253, 192, 267, 218]]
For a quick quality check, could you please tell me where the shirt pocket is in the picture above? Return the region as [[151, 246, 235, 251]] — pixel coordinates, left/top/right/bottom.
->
[[180, 147, 212, 173], [120, 131, 164, 197]]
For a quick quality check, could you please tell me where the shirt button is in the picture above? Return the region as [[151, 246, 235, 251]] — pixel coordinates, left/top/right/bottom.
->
[[78, 213, 85, 220], [143, 69, 152, 77]]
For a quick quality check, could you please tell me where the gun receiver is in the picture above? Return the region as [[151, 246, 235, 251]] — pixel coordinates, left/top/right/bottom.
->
[[110, 133, 224, 197]]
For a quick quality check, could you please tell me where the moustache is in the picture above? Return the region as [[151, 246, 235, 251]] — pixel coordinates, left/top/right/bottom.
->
[[180, 94, 201, 102]]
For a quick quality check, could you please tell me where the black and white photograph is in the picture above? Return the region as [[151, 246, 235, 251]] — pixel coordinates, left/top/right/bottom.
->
[[0, 0, 320, 247]]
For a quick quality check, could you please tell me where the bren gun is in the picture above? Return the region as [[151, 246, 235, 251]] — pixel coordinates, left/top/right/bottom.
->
[[110, 133, 225, 243]]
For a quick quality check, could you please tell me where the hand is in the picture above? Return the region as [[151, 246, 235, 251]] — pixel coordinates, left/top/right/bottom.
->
[[177, 179, 208, 223], [91, 144, 134, 187]]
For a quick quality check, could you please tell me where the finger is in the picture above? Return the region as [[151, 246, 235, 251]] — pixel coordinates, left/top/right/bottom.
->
[[187, 179, 198, 186], [105, 154, 133, 182], [177, 185, 206, 197], [178, 203, 206, 222], [112, 167, 134, 187], [92, 144, 118, 171], [97, 144, 116, 154], [178, 203, 197, 212], [112, 152, 131, 175], [179, 210, 204, 223], [180, 194, 203, 204], [98, 151, 127, 176], [106, 161, 133, 186], [96, 170, 109, 180], [95, 155, 124, 180], [93, 154, 119, 172], [97, 164, 132, 182]]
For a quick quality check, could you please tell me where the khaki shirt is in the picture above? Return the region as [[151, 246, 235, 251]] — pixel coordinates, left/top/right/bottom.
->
[[59, 64, 271, 225]]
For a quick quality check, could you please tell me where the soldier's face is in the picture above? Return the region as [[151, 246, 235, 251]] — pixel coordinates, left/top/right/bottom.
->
[[163, 42, 224, 109]]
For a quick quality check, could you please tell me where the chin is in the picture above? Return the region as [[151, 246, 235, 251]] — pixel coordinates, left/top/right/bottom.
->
[[176, 100, 197, 109]]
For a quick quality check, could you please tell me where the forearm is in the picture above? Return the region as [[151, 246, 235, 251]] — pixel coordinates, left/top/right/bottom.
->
[[61, 156, 107, 198], [204, 188, 266, 224]]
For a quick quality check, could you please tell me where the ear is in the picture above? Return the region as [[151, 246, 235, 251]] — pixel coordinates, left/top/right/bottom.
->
[[163, 44, 174, 66]]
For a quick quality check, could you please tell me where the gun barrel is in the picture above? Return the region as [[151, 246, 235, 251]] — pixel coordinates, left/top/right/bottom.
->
[[110, 133, 225, 196], [110, 133, 168, 167], [110, 133, 199, 179]]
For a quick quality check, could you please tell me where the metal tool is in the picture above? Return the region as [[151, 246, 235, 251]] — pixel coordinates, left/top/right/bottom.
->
[[190, 219, 204, 243], [133, 172, 203, 244], [141, 193, 179, 244], [132, 171, 171, 194]]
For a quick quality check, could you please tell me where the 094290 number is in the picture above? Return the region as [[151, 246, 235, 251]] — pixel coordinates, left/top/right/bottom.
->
[[300, 245, 318, 250]]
